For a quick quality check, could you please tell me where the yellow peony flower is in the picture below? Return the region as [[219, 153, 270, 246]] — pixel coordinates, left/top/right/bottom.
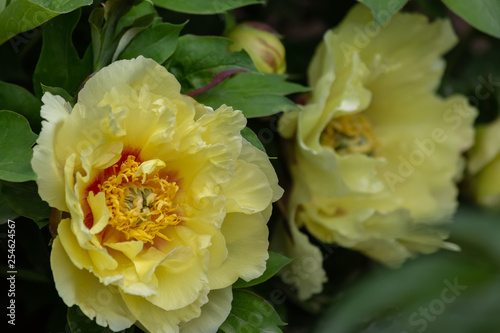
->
[[468, 117, 500, 208], [276, 5, 476, 299], [32, 56, 283, 332]]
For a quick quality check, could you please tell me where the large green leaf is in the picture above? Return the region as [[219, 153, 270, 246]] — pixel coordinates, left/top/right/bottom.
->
[[0, 110, 37, 182], [0, 81, 42, 133], [233, 252, 292, 288], [118, 22, 185, 64], [0, 0, 92, 45], [67, 306, 135, 333], [1, 181, 51, 226], [220, 289, 286, 333], [33, 9, 93, 99], [313, 206, 500, 333], [357, 0, 409, 25], [166, 35, 258, 93], [194, 72, 308, 117], [442, 0, 500, 38], [152, 0, 265, 14]]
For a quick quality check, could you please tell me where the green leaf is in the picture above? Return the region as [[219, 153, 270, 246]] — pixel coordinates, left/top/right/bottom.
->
[[241, 127, 266, 153], [33, 9, 93, 99], [442, 0, 500, 38], [91, 0, 157, 71], [195, 72, 308, 118], [357, 0, 409, 25], [0, 81, 42, 133], [220, 289, 286, 333], [152, 0, 265, 14], [41, 84, 75, 104], [0, 0, 92, 45], [118, 22, 185, 64], [233, 252, 292, 288], [166, 35, 258, 93], [67, 306, 135, 333], [0, 183, 19, 223], [1, 181, 51, 225], [114, 0, 157, 38], [0, 110, 37, 182]]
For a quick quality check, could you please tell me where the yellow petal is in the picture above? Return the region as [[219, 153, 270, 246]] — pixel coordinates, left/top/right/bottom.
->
[[179, 287, 232, 333], [78, 56, 181, 111], [475, 155, 500, 207], [207, 212, 268, 289], [468, 117, 500, 174], [87, 191, 110, 235], [32, 93, 72, 211], [270, 219, 327, 301], [221, 159, 273, 214], [121, 287, 209, 333], [51, 237, 135, 331], [196, 105, 246, 159], [238, 140, 284, 202]]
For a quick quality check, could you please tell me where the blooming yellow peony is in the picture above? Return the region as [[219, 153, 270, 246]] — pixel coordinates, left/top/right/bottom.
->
[[468, 117, 500, 208], [276, 5, 476, 299], [32, 56, 283, 332]]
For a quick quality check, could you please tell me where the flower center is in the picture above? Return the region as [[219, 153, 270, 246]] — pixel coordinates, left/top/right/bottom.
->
[[98, 155, 179, 243], [320, 113, 380, 157]]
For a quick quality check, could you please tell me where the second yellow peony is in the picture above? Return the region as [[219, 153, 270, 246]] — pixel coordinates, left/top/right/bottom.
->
[[277, 5, 476, 299]]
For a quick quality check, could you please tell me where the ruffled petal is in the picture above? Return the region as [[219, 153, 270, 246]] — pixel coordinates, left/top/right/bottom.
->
[[207, 212, 269, 289], [179, 287, 232, 333], [31, 93, 72, 211], [51, 237, 136, 331]]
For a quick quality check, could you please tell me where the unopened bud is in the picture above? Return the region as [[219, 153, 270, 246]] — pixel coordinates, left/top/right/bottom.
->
[[227, 22, 286, 74]]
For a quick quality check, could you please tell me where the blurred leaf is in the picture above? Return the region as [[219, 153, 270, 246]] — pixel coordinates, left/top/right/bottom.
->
[[220, 289, 286, 333], [440, 40, 500, 124], [414, 0, 447, 18], [313, 206, 500, 333], [152, 0, 265, 14], [195, 72, 308, 117], [33, 9, 92, 99], [67, 306, 135, 333], [233, 252, 292, 288], [357, 0, 409, 25], [241, 127, 266, 153], [41, 84, 75, 104], [166, 35, 258, 93], [118, 22, 185, 63], [1, 181, 51, 226], [0, 81, 42, 133], [0, 0, 92, 45], [0, 110, 37, 182], [442, 0, 500, 38]]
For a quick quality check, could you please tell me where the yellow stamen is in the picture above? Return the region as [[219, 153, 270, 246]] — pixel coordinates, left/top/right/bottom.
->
[[320, 113, 380, 157], [97, 155, 179, 243]]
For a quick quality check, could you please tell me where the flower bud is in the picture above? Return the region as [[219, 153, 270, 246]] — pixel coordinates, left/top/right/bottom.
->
[[227, 22, 286, 74]]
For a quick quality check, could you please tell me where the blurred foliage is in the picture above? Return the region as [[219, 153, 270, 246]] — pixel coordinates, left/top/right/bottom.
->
[[312, 206, 500, 333]]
